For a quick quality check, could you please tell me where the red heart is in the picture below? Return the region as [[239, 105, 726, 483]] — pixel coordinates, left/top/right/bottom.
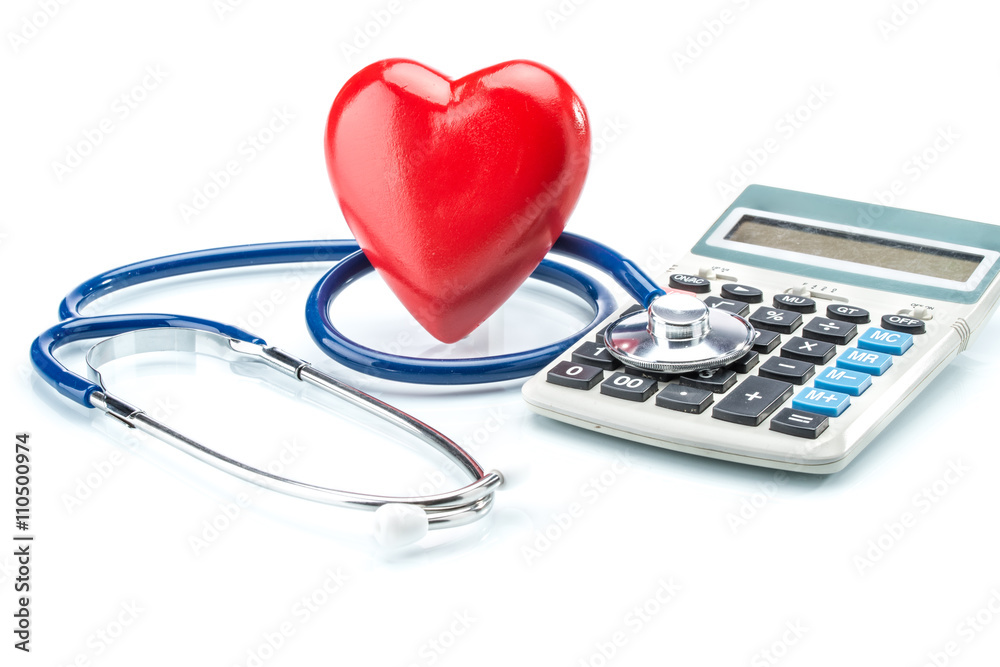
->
[[325, 59, 590, 343]]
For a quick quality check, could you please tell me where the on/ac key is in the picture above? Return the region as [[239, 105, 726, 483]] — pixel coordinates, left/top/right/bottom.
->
[[668, 273, 711, 293]]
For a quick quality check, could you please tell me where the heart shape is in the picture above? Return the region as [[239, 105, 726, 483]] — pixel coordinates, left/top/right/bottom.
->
[[325, 59, 590, 343]]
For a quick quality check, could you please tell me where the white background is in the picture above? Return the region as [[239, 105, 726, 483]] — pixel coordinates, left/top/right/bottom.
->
[[3, 1, 1000, 665]]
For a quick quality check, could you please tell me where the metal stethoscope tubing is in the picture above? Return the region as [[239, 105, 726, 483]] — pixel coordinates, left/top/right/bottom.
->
[[30, 233, 663, 546]]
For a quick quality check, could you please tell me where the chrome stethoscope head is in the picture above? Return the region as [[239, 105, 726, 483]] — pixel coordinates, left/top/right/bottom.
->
[[603, 292, 756, 374], [83, 328, 503, 549]]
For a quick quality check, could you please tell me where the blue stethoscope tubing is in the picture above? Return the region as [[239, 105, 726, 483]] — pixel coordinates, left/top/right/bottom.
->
[[32, 232, 666, 407]]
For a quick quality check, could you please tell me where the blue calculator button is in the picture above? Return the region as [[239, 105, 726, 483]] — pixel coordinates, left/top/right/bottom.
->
[[814, 367, 872, 396], [857, 327, 913, 355], [792, 387, 851, 417], [836, 348, 893, 376]]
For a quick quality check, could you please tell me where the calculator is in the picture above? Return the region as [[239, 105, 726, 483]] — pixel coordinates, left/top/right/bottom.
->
[[522, 185, 1000, 472]]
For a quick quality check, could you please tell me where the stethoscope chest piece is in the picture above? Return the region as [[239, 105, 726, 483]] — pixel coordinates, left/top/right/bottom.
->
[[604, 293, 755, 374]]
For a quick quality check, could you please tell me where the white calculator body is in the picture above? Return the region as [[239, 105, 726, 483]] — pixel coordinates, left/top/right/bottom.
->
[[522, 185, 1000, 473]]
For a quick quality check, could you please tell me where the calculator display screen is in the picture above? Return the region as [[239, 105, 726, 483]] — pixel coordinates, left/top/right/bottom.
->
[[725, 215, 984, 282]]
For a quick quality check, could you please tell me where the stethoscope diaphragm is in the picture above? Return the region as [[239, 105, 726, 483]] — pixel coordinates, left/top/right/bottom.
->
[[604, 292, 755, 375]]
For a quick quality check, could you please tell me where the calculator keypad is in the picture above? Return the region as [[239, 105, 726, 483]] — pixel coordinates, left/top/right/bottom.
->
[[759, 356, 815, 385], [770, 408, 829, 439], [676, 367, 737, 393], [721, 284, 764, 303], [749, 306, 803, 334], [704, 296, 750, 317], [780, 337, 836, 365], [712, 376, 793, 426], [857, 327, 913, 355], [545, 285, 920, 440], [547, 361, 603, 390], [802, 317, 858, 345], [827, 304, 870, 324], [880, 314, 926, 335], [656, 384, 714, 414], [814, 366, 872, 396], [601, 373, 658, 401], [773, 294, 817, 313], [792, 387, 851, 417], [751, 330, 782, 353], [571, 341, 621, 370]]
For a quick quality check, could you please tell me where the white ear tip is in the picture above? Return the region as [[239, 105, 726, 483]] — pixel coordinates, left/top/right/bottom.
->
[[374, 503, 429, 548]]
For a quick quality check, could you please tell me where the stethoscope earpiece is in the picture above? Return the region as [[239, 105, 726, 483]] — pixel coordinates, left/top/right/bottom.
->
[[373, 504, 430, 549]]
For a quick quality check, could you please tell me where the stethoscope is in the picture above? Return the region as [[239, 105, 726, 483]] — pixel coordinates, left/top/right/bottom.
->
[[31, 233, 755, 547]]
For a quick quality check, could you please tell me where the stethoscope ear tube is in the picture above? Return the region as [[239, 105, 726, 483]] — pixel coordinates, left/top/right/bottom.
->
[[30, 314, 264, 407]]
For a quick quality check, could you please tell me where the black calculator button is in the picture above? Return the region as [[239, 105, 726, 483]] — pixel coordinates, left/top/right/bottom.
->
[[632, 368, 680, 383], [704, 296, 750, 317], [827, 304, 870, 324], [758, 356, 815, 385], [594, 305, 644, 342], [712, 376, 793, 426], [802, 317, 857, 345], [751, 329, 782, 354], [678, 367, 737, 393], [780, 336, 836, 365], [773, 294, 817, 313], [748, 307, 803, 334], [881, 314, 926, 335], [547, 361, 603, 390], [668, 273, 711, 293], [656, 384, 714, 414], [729, 350, 759, 374], [770, 408, 829, 439], [720, 284, 763, 303], [571, 341, 621, 370], [600, 373, 658, 402]]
